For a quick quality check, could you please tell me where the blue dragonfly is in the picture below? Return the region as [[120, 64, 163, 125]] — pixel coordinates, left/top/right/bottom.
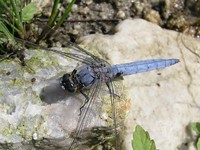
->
[[1, 38, 179, 149]]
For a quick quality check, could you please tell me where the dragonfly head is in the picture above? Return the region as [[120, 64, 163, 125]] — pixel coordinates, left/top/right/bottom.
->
[[60, 73, 77, 93]]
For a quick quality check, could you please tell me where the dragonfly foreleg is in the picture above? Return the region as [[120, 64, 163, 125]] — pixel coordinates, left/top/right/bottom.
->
[[72, 69, 77, 76], [79, 90, 90, 116]]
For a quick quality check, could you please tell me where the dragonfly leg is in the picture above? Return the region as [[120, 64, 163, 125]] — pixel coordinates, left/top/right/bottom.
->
[[71, 63, 81, 76], [106, 82, 120, 98], [71, 69, 77, 76], [79, 90, 89, 115]]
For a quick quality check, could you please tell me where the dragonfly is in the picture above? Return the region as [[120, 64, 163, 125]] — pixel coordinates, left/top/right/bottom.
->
[[0, 38, 179, 149]]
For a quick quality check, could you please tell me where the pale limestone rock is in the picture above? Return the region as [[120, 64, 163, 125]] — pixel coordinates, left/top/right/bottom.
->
[[78, 19, 200, 150]]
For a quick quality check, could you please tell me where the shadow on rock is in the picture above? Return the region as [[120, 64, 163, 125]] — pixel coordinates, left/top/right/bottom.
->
[[40, 78, 74, 104]]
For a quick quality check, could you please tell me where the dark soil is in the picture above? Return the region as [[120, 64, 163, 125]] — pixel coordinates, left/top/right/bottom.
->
[[34, 0, 200, 47]]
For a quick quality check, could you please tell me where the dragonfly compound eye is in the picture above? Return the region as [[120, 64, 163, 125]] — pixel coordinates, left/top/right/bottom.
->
[[60, 74, 76, 93]]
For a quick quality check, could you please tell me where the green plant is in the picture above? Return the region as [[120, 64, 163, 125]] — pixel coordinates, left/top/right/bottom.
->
[[36, 0, 76, 43], [132, 125, 156, 150], [0, 0, 37, 57], [0, 0, 37, 39], [0, 0, 76, 59], [191, 122, 200, 150]]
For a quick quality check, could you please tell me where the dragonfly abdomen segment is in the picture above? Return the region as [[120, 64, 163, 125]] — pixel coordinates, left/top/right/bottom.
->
[[109, 59, 179, 77]]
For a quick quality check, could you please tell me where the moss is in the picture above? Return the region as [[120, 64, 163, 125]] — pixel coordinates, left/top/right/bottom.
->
[[22, 47, 70, 75], [34, 140, 41, 147], [2, 115, 46, 143], [33, 116, 47, 138], [0, 90, 4, 98], [25, 55, 54, 74], [8, 78, 25, 88], [2, 124, 15, 136], [16, 115, 46, 140], [2, 127, 10, 136], [30, 91, 43, 105], [100, 83, 128, 128], [1, 102, 15, 114]]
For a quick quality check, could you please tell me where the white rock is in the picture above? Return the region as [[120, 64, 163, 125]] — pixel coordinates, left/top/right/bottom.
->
[[78, 19, 200, 150], [32, 133, 37, 140]]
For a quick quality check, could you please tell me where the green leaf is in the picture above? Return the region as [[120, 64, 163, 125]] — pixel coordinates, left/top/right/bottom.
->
[[0, 21, 15, 43], [132, 125, 156, 150], [0, 35, 8, 44], [21, 2, 36, 22], [197, 138, 200, 150], [191, 122, 200, 134]]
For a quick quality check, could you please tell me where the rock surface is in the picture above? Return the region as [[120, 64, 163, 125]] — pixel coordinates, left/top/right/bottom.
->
[[0, 18, 200, 150], [79, 19, 200, 150], [0, 47, 112, 149]]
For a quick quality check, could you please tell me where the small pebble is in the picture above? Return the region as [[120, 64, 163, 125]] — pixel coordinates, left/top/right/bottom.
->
[[116, 10, 126, 19], [32, 133, 38, 140]]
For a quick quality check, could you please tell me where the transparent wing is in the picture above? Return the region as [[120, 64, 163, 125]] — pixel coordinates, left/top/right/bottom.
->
[[0, 53, 14, 62], [0, 38, 118, 149], [13, 39, 116, 148], [106, 81, 119, 150], [69, 76, 103, 149], [69, 73, 119, 149], [15, 38, 103, 65]]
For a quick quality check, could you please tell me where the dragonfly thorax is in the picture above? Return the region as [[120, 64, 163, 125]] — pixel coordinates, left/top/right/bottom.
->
[[60, 65, 102, 93]]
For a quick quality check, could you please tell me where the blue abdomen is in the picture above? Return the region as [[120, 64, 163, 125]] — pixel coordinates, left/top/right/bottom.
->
[[109, 59, 179, 77]]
